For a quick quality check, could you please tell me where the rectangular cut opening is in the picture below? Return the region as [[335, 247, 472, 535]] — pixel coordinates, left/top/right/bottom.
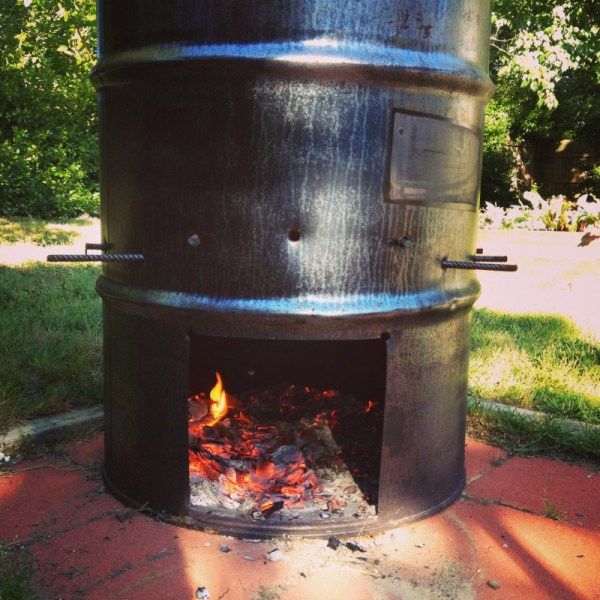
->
[[188, 335, 387, 524]]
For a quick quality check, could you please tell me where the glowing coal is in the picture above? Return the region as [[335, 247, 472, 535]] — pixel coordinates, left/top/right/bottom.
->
[[188, 375, 382, 519]]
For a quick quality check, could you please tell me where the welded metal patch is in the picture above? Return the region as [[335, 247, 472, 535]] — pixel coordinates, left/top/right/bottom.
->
[[387, 110, 480, 206]]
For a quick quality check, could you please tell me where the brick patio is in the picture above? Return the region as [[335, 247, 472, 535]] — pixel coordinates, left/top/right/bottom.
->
[[1, 436, 598, 599]]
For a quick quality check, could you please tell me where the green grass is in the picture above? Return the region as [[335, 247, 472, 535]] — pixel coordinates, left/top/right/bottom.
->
[[253, 587, 281, 600], [0, 546, 41, 600], [542, 491, 567, 521], [0, 263, 102, 431], [470, 309, 600, 424], [0, 216, 89, 246]]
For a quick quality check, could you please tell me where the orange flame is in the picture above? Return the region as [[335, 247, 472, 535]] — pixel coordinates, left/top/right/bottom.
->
[[188, 382, 332, 512], [209, 371, 228, 422]]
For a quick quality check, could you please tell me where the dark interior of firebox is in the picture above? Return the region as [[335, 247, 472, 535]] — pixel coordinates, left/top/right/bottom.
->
[[188, 335, 387, 522]]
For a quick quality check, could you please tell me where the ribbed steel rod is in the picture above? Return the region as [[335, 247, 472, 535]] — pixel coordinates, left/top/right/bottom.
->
[[441, 260, 517, 271], [471, 255, 508, 262], [47, 254, 144, 262], [85, 242, 113, 253]]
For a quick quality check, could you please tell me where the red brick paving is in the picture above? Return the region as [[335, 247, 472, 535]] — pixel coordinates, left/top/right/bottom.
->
[[69, 436, 104, 467], [450, 500, 599, 600], [465, 438, 508, 481], [468, 455, 600, 529], [0, 435, 598, 599], [0, 461, 114, 543]]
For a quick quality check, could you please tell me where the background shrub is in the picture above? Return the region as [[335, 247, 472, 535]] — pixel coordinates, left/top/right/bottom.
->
[[482, 1, 600, 207], [481, 101, 520, 208], [0, 0, 98, 219]]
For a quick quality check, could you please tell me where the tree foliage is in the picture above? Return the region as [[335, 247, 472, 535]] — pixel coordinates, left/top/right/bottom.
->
[[0, 0, 98, 218], [0, 1, 598, 216], [491, 0, 600, 138], [482, 0, 600, 205]]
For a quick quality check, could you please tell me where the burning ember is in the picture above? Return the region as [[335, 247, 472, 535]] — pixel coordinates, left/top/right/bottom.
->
[[188, 374, 383, 520]]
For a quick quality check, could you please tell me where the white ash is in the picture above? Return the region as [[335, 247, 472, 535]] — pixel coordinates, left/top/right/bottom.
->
[[265, 549, 284, 562]]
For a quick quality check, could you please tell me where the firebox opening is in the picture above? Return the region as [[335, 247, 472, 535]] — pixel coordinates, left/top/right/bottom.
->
[[187, 335, 387, 525]]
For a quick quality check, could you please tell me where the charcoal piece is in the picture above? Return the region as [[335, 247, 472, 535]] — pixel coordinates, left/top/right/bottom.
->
[[295, 423, 340, 465], [327, 536, 341, 550], [226, 459, 248, 471], [271, 445, 302, 464], [202, 426, 218, 440], [345, 541, 366, 553], [261, 500, 284, 518]]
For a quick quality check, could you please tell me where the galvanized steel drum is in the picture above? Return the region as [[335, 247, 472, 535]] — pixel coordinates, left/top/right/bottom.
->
[[94, 0, 494, 534]]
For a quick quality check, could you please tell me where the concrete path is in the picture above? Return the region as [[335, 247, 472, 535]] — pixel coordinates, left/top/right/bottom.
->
[[0, 218, 100, 265], [1, 435, 598, 599], [477, 230, 600, 340]]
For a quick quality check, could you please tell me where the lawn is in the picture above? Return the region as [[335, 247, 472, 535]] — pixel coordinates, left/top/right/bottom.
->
[[0, 264, 102, 429], [470, 309, 600, 424], [0, 546, 40, 600], [0, 262, 598, 459]]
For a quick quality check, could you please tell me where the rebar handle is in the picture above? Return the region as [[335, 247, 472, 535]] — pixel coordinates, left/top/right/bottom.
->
[[85, 243, 113, 254], [441, 259, 517, 272], [47, 253, 144, 262], [471, 255, 508, 262]]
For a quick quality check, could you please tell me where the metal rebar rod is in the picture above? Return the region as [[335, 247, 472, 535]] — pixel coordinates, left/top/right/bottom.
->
[[47, 254, 144, 262], [441, 260, 517, 271], [85, 242, 113, 254], [470, 255, 508, 262]]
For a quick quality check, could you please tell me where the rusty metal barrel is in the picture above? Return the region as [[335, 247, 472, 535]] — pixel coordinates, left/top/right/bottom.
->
[[94, 1, 495, 535]]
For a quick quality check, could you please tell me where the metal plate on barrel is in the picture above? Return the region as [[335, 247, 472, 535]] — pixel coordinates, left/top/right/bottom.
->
[[387, 110, 480, 206]]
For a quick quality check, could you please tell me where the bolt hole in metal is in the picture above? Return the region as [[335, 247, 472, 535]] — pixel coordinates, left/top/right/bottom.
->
[[188, 234, 201, 247], [288, 229, 301, 242]]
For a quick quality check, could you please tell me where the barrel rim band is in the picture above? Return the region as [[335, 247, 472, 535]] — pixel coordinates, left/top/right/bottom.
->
[[96, 276, 480, 339], [91, 41, 494, 97]]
